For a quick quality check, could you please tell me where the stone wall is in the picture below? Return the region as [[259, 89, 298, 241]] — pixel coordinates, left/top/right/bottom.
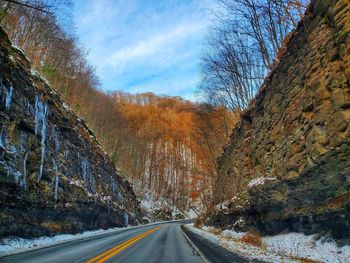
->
[[209, 0, 350, 243], [0, 27, 141, 238]]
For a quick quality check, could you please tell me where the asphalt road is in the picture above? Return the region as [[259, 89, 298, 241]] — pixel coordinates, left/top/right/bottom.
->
[[1, 221, 205, 263]]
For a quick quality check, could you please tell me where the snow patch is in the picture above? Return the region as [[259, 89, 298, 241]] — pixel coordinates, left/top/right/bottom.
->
[[264, 232, 350, 263], [214, 196, 245, 212], [248, 176, 276, 188], [140, 190, 198, 220], [62, 102, 72, 112], [8, 55, 15, 62], [30, 68, 50, 86], [11, 43, 26, 57]]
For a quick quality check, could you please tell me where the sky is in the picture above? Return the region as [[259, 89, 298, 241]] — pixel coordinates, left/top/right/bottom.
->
[[72, 0, 215, 101]]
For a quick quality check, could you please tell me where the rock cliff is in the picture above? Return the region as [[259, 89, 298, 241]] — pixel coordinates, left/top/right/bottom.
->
[[208, 0, 350, 243], [0, 27, 141, 238]]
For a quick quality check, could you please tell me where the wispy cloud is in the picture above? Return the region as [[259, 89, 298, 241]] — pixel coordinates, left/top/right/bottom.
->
[[105, 23, 204, 69], [73, 0, 215, 100]]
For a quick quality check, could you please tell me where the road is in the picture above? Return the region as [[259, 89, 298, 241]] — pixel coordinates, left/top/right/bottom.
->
[[1, 221, 205, 263]]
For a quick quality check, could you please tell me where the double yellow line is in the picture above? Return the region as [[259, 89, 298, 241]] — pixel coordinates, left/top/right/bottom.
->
[[86, 226, 161, 263]]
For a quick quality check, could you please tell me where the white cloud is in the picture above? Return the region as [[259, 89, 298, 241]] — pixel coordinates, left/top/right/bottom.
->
[[105, 22, 205, 69], [73, 0, 215, 100]]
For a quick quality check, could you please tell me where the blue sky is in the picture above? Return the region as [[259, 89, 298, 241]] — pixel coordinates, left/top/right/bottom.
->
[[73, 0, 215, 100]]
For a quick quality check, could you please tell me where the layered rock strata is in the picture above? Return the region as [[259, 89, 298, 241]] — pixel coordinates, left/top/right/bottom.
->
[[209, 0, 350, 243], [0, 27, 141, 238]]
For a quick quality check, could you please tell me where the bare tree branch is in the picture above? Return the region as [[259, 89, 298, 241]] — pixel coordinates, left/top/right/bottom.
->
[[1, 0, 53, 13]]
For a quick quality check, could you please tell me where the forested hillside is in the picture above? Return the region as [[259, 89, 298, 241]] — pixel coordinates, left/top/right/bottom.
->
[[112, 92, 236, 214]]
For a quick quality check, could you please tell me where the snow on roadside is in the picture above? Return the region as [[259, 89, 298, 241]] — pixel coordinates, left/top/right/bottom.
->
[[183, 209, 198, 219], [186, 224, 350, 263], [264, 232, 350, 263], [186, 224, 293, 262], [0, 227, 125, 256]]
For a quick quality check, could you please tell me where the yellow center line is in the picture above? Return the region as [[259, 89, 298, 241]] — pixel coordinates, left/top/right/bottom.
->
[[86, 226, 161, 263]]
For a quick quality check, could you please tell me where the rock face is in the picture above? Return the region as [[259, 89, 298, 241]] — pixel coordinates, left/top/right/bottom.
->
[[0, 27, 141, 238], [209, 0, 350, 243]]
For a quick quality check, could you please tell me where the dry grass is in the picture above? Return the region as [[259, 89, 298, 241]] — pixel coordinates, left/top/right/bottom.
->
[[194, 217, 204, 228], [241, 233, 263, 248], [41, 221, 62, 232], [210, 228, 223, 235]]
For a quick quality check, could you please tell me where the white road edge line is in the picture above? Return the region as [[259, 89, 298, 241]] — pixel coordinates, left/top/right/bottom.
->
[[180, 225, 211, 263]]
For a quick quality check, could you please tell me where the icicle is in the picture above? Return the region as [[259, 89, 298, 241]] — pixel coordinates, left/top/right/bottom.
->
[[19, 131, 27, 152], [89, 175, 96, 193], [5, 86, 13, 111], [80, 157, 95, 193], [123, 212, 129, 226], [11, 144, 17, 155], [52, 160, 59, 207], [39, 144, 46, 181], [1, 160, 24, 187], [64, 150, 69, 159], [0, 128, 4, 148], [0, 129, 16, 154], [34, 95, 48, 181], [81, 158, 89, 182], [54, 175, 59, 203], [14, 170, 23, 186], [51, 127, 61, 152], [110, 175, 117, 193], [4, 131, 10, 146], [23, 152, 29, 189]]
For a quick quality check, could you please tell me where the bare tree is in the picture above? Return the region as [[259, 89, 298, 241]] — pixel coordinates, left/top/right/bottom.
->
[[199, 0, 308, 113], [1, 0, 53, 13], [198, 0, 308, 204]]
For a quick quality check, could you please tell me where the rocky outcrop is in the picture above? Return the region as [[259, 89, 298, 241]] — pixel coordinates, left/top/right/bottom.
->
[[0, 27, 141, 238], [208, 0, 350, 243]]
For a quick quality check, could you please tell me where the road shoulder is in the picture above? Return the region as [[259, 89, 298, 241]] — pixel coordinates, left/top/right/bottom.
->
[[181, 225, 263, 263]]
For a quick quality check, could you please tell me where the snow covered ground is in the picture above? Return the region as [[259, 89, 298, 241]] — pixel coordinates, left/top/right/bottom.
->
[[186, 224, 350, 263]]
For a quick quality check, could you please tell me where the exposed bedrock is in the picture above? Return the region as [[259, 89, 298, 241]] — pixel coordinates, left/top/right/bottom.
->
[[208, 0, 350, 244], [0, 27, 141, 238]]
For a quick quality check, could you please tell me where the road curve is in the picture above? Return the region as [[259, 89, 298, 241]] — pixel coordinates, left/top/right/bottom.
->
[[1, 221, 204, 263]]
